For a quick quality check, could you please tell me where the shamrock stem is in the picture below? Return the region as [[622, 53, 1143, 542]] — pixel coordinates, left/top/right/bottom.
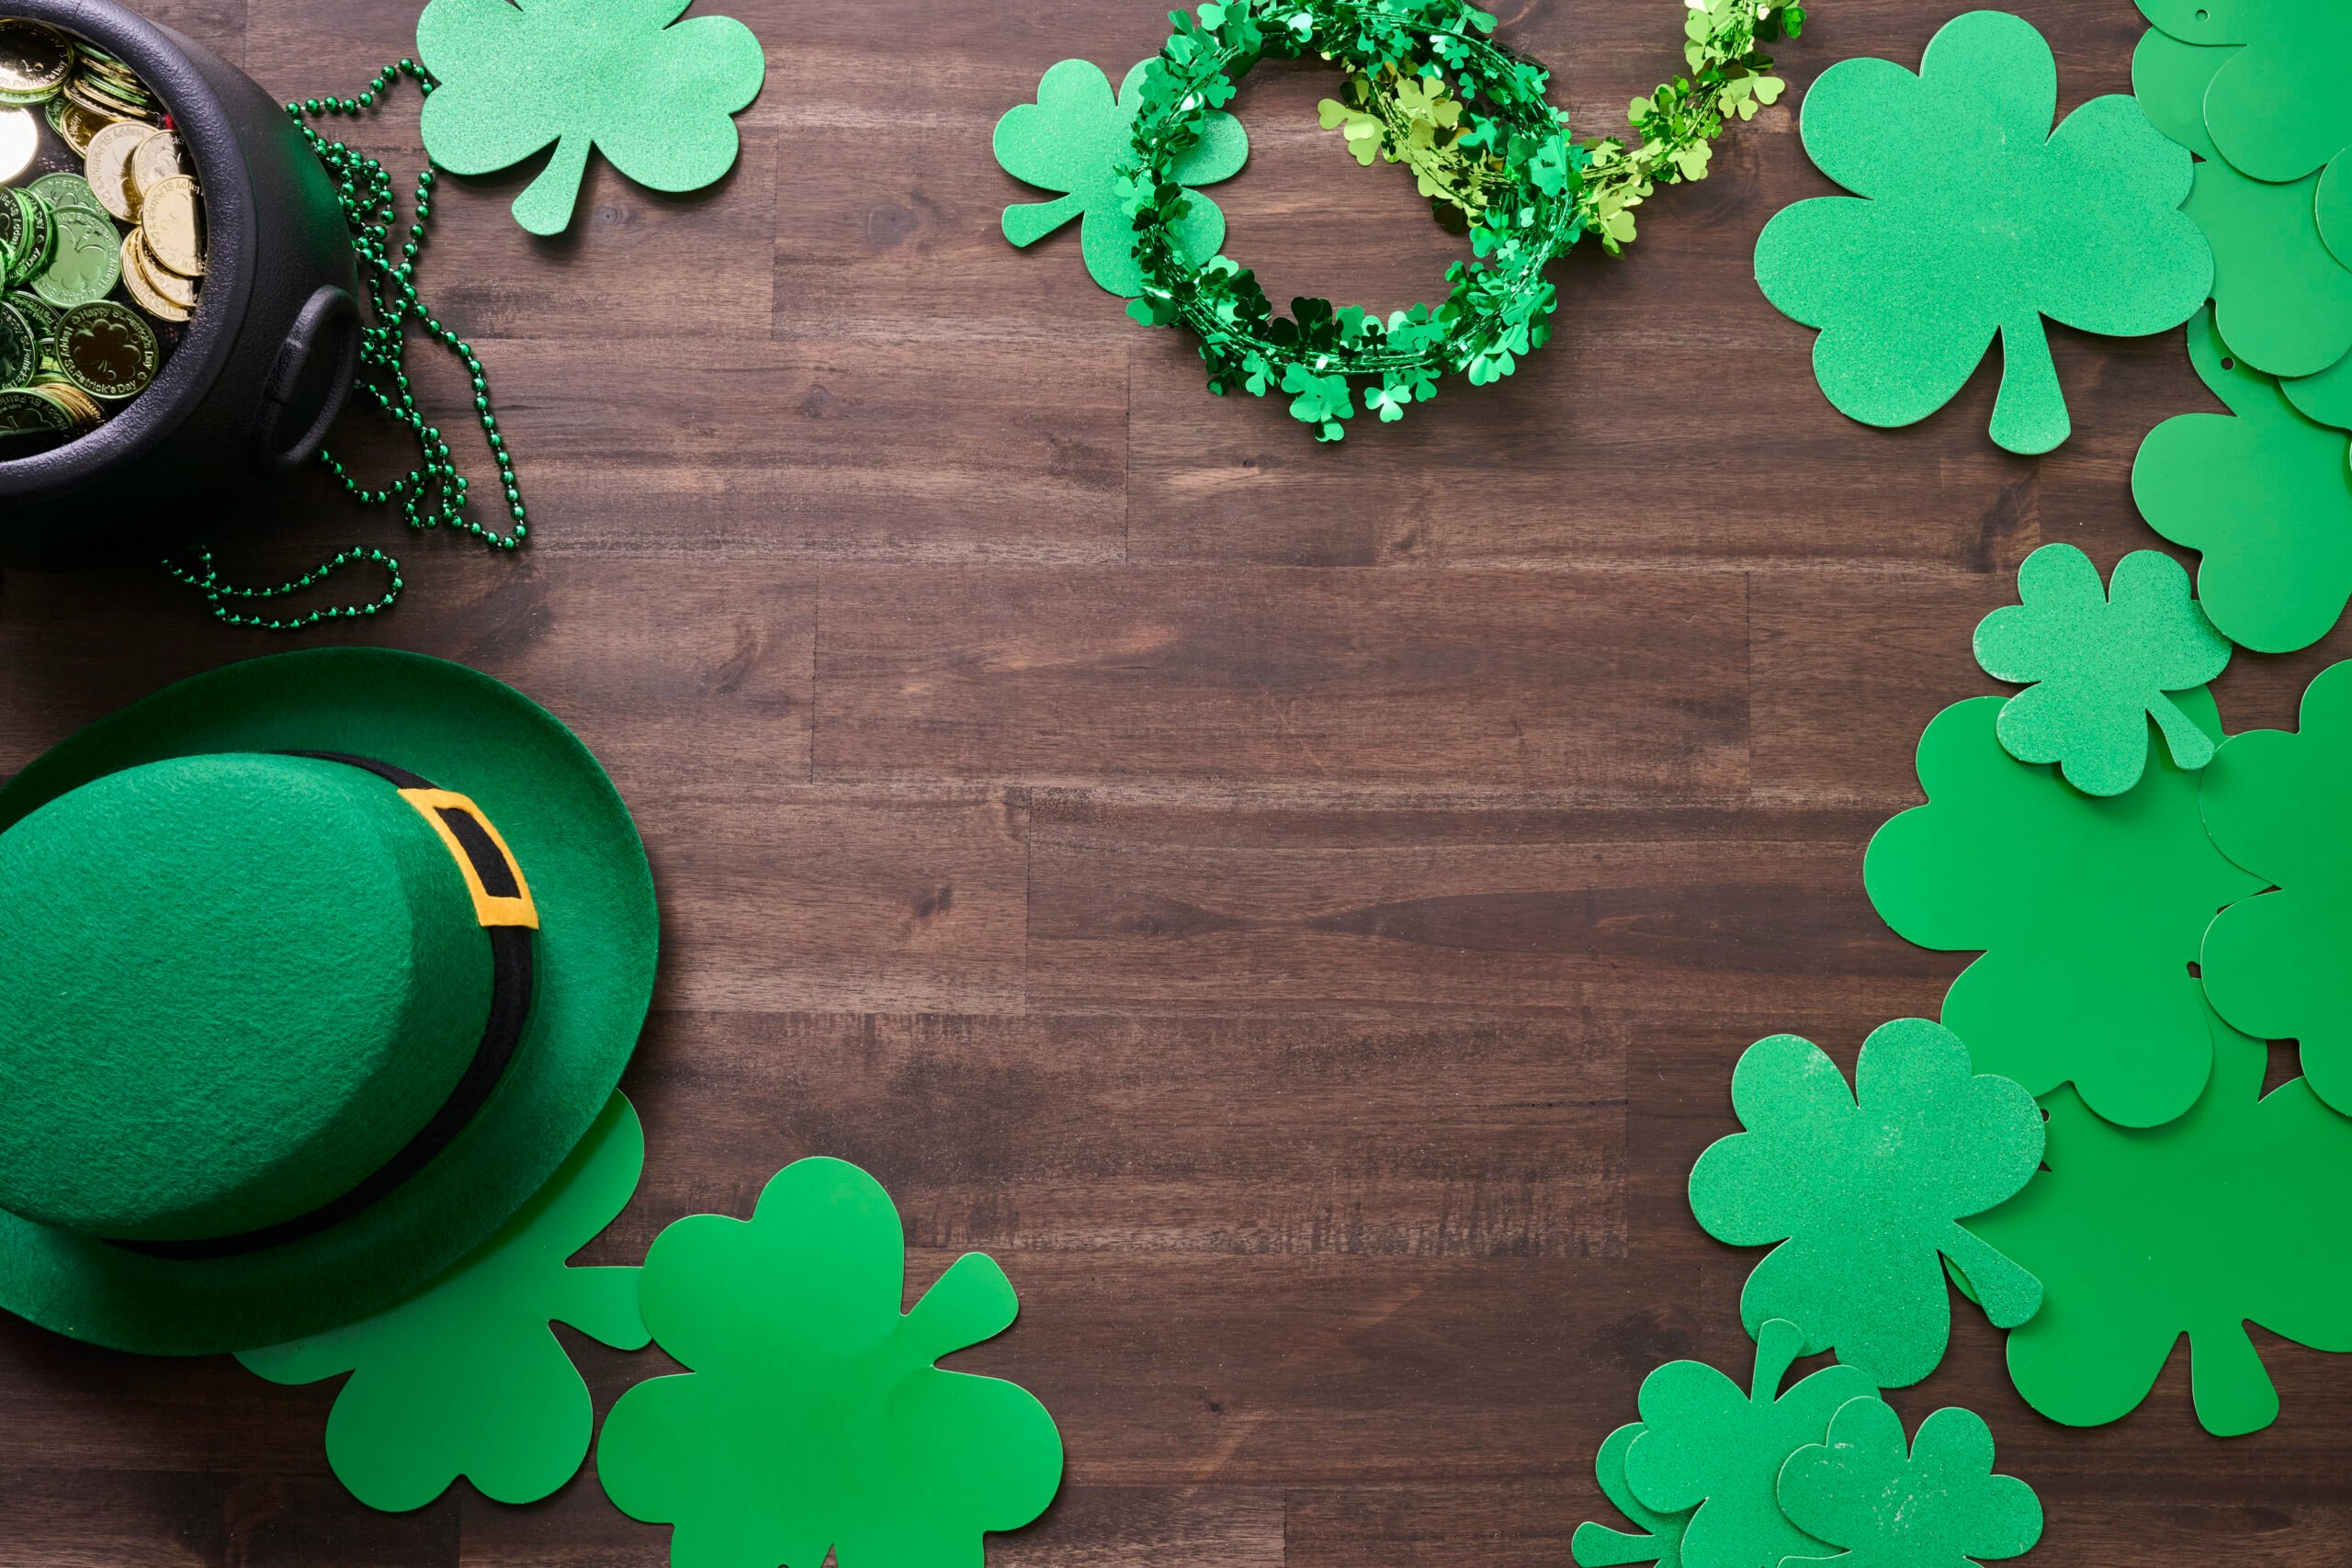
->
[[1570, 1522, 1666, 1567], [513, 135, 594, 237], [1989, 314, 2070, 456], [1001, 193, 1087, 249], [2188, 1320, 2281, 1436], [901, 1252, 1020, 1366], [1942, 1223, 2043, 1330], [1750, 1316, 1806, 1404], [2147, 690, 2218, 772], [551, 1264, 653, 1352]]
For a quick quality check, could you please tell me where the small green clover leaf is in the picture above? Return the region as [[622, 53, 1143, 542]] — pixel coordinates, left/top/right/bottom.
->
[[2134, 0, 2352, 184], [1281, 362, 1356, 441], [2132, 308, 2352, 654], [1777, 1400, 2042, 1568], [595, 1156, 1063, 1568], [1864, 693, 2264, 1129], [1757, 10, 2210, 455], [416, 0, 765, 237], [1689, 1021, 2044, 1390], [1574, 1422, 1695, 1568], [1970, 1021, 2352, 1436], [1623, 1319, 1879, 1568], [2200, 661, 2352, 1116], [237, 1093, 650, 1511], [995, 59, 1248, 298], [1973, 544, 2231, 798]]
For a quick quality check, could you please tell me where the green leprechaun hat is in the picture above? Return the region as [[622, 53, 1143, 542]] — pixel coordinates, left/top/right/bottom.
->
[[0, 649, 659, 1356]]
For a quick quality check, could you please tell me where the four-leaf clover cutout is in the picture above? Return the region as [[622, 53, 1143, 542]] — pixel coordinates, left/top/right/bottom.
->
[[417, 0, 766, 236], [1688, 1021, 2045, 1390], [1973, 543, 2231, 797], [1778, 1399, 2042, 1568], [238, 1094, 651, 1511], [995, 59, 1249, 297], [1756, 9, 2211, 453], [595, 1156, 1064, 1568]]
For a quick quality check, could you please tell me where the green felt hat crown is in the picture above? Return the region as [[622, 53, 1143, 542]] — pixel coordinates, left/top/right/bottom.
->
[[0, 649, 659, 1357]]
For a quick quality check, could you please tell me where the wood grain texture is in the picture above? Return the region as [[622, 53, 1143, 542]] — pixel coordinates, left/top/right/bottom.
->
[[4, 0, 2352, 1562]]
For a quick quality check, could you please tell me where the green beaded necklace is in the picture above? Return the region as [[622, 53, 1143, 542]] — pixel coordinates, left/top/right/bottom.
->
[[164, 62, 526, 632]]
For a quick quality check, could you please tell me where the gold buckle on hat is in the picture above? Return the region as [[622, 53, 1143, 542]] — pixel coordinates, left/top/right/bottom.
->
[[398, 788, 539, 930]]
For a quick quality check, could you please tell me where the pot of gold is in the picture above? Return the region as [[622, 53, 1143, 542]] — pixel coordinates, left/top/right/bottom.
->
[[0, 0, 358, 568]]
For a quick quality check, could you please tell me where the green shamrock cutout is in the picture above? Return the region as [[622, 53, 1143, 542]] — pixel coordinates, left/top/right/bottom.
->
[[1777, 1400, 2042, 1568], [595, 1156, 1063, 1568], [1755, 9, 2210, 455], [1623, 1318, 1879, 1568], [1864, 694, 2264, 1129], [237, 1093, 650, 1511], [2134, 0, 2352, 184], [1969, 1021, 2352, 1436], [2200, 660, 2352, 1117], [1688, 1021, 2044, 1391], [1973, 544, 2231, 798], [416, 0, 766, 236], [2132, 309, 2352, 654], [1573, 1422, 1695, 1568], [995, 60, 1248, 298]]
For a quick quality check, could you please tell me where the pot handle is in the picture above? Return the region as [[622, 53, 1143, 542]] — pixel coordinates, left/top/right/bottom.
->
[[253, 285, 361, 476]]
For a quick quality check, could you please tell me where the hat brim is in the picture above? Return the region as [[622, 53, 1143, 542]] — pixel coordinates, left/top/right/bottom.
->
[[0, 649, 659, 1355]]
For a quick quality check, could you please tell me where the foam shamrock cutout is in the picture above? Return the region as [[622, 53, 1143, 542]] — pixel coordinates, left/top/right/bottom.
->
[[1755, 10, 2209, 455], [2132, 309, 2352, 654], [1777, 1400, 2042, 1568], [1573, 1422, 1695, 1568], [237, 1093, 650, 1511], [1968, 1021, 2352, 1436], [1688, 1021, 2044, 1390], [2133, 0, 2352, 183], [1864, 693, 2264, 1129], [416, 0, 766, 236], [1973, 544, 2231, 797], [2199, 660, 2352, 1116], [595, 1156, 1062, 1568], [1623, 1318, 1879, 1568], [995, 59, 1248, 298]]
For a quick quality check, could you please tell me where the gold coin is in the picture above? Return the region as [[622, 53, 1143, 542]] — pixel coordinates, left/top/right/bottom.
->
[[139, 175, 203, 276], [62, 74, 149, 124], [0, 106, 33, 184], [131, 229, 199, 310], [119, 231, 193, 322], [83, 120, 151, 223], [128, 130, 188, 204], [0, 21, 74, 98], [48, 96, 116, 156]]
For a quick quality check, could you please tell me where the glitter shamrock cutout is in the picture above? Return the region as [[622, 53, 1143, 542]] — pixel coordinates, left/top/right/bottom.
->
[[1755, 10, 2209, 455], [2199, 661, 2352, 1117], [2132, 309, 2352, 654], [2134, 0, 2352, 184], [417, 0, 766, 236], [1623, 1319, 1880, 1568], [237, 1094, 650, 1511], [1573, 1422, 1695, 1568], [595, 1156, 1063, 1568], [1973, 544, 2231, 798], [1688, 1021, 2045, 1390], [1969, 1021, 2352, 1436], [1864, 694, 2264, 1129], [1777, 1400, 2043, 1568], [994, 59, 1248, 298]]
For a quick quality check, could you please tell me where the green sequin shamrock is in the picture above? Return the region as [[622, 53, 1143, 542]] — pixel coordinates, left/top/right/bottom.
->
[[417, 0, 766, 236], [2130, 24, 2352, 381], [2132, 309, 2352, 654], [1623, 1319, 1879, 1568], [1973, 544, 2231, 798], [1688, 1021, 2044, 1390], [2200, 661, 2352, 1117], [1864, 694, 2264, 1129], [2135, 0, 2352, 183], [595, 1156, 1063, 1568], [994, 59, 1248, 298], [237, 1094, 650, 1511], [1969, 1022, 2352, 1436], [1756, 10, 2209, 455], [1778, 1400, 2042, 1568], [1573, 1422, 1694, 1568]]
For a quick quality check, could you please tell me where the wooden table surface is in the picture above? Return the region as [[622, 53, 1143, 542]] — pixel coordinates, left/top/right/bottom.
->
[[5, 0, 2350, 1562]]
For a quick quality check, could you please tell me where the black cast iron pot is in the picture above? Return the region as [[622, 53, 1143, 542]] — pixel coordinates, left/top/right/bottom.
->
[[0, 0, 358, 569]]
